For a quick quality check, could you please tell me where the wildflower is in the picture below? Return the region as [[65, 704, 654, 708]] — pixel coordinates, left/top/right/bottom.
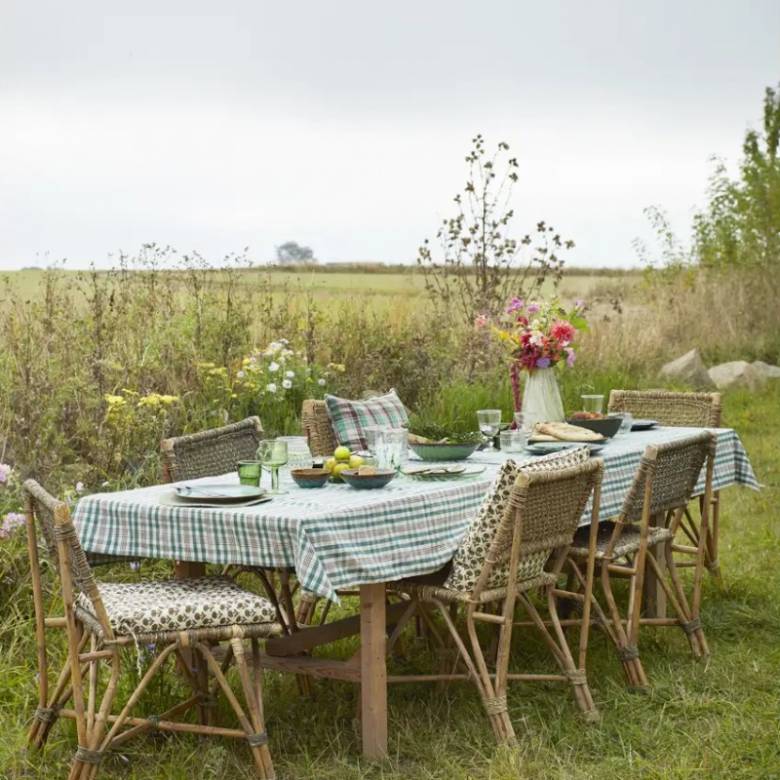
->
[[527, 302, 541, 315], [268, 362, 280, 373], [318, 378, 327, 387], [104, 394, 126, 407], [282, 379, 292, 389], [574, 299, 586, 310], [129, 561, 141, 572], [237, 370, 246, 379], [0, 463, 11, 484], [281, 349, 294, 359], [474, 314, 488, 328], [266, 383, 277, 394], [535, 357, 551, 369], [284, 370, 295, 379], [505, 297, 524, 314], [1, 512, 26, 539], [565, 347, 577, 367], [75, 482, 84, 494], [550, 320, 576, 346]]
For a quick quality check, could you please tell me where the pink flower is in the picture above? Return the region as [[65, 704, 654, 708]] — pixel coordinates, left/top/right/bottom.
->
[[505, 297, 524, 314], [474, 314, 489, 329], [574, 299, 585, 309], [550, 320, 576, 346], [565, 347, 576, 367], [527, 302, 541, 315]]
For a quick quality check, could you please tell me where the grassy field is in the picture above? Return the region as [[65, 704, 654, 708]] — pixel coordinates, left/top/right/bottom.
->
[[1, 383, 778, 780]]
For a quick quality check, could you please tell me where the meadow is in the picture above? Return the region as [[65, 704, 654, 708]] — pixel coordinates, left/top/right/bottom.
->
[[0, 259, 779, 779]]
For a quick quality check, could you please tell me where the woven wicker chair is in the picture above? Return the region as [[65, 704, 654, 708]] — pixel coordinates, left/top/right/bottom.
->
[[23, 479, 280, 780], [301, 400, 337, 457], [387, 458, 604, 744], [566, 432, 715, 690], [160, 416, 264, 483], [608, 390, 722, 580]]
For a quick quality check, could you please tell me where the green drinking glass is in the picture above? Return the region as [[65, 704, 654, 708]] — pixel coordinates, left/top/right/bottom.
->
[[237, 460, 262, 487]]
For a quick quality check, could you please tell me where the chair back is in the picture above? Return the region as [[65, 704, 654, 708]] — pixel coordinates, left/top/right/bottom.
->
[[301, 400, 338, 456], [160, 417, 263, 483], [23, 479, 113, 638], [620, 432, 715, 523], [608, 390, 721, 427], [471, 458, 603, 598]]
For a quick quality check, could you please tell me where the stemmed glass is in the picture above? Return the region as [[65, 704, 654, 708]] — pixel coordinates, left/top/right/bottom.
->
[[477, 409, 502, 450], [257, 439, 288, 493]]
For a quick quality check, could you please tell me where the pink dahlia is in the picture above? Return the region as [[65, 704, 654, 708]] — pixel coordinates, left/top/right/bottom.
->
[[550, 320, 576, 345]]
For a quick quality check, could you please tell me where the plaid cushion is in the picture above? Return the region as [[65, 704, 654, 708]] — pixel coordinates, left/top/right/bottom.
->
[[324, 389, 409, 450]]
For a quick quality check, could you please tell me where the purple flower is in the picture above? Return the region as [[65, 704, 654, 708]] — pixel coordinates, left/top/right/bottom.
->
[[535, 357, 551, 369], [505, 297, 524, 314], [129, 561, 141, 572], [565, 347, 576, 367], [527, 302, 541, 315], [0, 463, 11, 484], [574, 299, 585, 310], [1, 512, 26, 538]]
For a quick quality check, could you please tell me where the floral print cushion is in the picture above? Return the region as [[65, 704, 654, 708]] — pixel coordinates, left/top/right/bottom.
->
[[443, 447, 590, 594], [77, 576, 278, 637]]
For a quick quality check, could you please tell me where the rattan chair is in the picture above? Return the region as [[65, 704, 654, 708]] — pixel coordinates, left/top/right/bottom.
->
[[301, 400, 337, 457], [566, 432, 715, 690], [160, 416, 264, 483], [608, 390, 722, 580], [23, 479, 280, 780], [387, 458, 604, 744]]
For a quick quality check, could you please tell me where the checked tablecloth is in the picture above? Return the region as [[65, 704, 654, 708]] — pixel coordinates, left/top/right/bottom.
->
[[74, 427, 758, 601]]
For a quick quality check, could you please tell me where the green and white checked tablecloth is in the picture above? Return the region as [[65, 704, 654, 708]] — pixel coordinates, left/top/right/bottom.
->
[[73, 427, 758, 601]]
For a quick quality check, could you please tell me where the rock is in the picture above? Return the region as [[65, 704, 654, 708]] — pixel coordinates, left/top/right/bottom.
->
[[660, 348, 716, 389], [752, 360, 780, 380], [708, 361, 766, 391]]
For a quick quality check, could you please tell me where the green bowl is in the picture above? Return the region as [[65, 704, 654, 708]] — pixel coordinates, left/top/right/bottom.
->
[[291, 468, 330, 488], [340, 469, 396, 489], [409, 442, 479, 461]]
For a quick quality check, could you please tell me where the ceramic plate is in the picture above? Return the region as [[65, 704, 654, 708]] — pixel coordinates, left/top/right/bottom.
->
[[402, 464, 486, 481], [175, 483, 266, 503], [524, 442, 578, 455], [631, 419, 659, 431]]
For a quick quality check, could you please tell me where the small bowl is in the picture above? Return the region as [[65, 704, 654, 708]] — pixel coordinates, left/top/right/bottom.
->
[[408, 442, 479, 461], [340, 469, 396, 489], [565, 416, 621, 438], [291, 468, 330, 488]]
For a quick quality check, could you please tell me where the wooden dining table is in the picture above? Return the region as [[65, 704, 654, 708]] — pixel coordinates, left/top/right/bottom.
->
[[73, 425, 758, 759]]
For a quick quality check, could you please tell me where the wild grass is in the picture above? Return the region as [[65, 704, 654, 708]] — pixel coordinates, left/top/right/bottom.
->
[[0, 384, 778, 780]]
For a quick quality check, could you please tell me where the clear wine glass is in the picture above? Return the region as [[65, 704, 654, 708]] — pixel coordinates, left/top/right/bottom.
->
[[257, 439, 288, 493], [477, 409, 502, 450]]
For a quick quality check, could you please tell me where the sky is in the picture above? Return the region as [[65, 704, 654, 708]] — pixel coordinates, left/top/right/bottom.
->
[[1, 1, 779, 270]]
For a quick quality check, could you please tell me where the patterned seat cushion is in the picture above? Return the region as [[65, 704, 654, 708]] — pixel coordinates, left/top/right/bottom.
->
[[77, 576, 277, 637], [443, 447, 591, 594], [324, 389, 409, 451]]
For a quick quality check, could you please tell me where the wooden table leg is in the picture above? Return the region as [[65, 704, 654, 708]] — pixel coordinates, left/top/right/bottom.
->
[[642, 545, 667, 619], [174, 561, 208, 709], [360, 583, 387, 760]]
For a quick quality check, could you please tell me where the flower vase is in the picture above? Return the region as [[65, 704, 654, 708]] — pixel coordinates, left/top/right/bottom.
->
[[521, 367, 564, 431]]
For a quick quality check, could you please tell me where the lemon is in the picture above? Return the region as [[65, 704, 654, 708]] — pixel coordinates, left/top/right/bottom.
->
[[324, 457, 337, 473], [332, 462, 350, 480], [349, 454, 365, 469], [334, 445, 351, 462]]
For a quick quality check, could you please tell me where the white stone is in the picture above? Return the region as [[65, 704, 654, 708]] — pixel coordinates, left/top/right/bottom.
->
[[752, 360, 780, 380], [708, 361, 766, 391], [659, 348, 715, 389]]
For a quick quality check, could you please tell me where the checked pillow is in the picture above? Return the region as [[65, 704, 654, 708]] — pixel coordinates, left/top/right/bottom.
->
[[324, 389, 409, 451]]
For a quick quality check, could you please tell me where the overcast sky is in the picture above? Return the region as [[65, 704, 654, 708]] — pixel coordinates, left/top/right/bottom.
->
[[1, 1, 778, 270]]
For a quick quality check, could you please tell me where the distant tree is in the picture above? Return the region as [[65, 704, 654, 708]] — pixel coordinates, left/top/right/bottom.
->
[[275, 241, 316, 264]]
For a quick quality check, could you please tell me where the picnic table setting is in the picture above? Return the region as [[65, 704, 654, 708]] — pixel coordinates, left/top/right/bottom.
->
[[21, 299, 760, 780]]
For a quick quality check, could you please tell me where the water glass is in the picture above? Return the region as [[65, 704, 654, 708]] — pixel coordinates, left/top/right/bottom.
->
[[237, 460, 262, 487], [609, 412, 634, 436], [581, 394, 605, 415], [513, 411, 527, 431], [373, 428, 408, 472], [477, 409, 502, 450], [363, 425, 385, 456], [277, 435, 313, 469], [499, 429, 527, 453], [257, 439, 288, 493]]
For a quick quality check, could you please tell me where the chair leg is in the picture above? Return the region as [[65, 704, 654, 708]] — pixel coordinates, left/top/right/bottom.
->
[[663, 542, 710, 658]]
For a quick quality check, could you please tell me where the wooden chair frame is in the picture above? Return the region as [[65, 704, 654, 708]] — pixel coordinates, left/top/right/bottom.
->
[[608, 389, 723, 580], [566, 433, 715, 690], [386, 459, 604, 744], [23, 479, 278, 780]]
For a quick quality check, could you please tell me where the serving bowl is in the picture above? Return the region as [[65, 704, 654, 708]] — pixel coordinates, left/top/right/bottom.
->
[[340, 469, 396, 489], [291, 468, 330, 488], [408, 442, 479, 461], [565, 416, 622, 438]]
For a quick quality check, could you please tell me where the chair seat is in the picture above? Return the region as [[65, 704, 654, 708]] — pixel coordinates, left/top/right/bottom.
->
[[76, 576, 278, 638], [390, 563, 558, 604], [569, 521, 674, 560]]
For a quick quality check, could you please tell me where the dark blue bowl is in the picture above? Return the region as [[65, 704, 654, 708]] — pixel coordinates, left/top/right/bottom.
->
[[291, 468, 330, 488], [340, 469, 396, 489]]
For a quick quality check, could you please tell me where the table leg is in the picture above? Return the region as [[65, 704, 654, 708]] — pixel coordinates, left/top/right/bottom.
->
[[174, 561, 207, 712], [175, 560, 206, 580], [360, 583, 387, 760], [642, 544, 667, 619]]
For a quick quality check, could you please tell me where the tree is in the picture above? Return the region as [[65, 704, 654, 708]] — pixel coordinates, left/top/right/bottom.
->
[[416, 134, 574, 328], [693, 83, 780, 269], [275, 241, 316, 264]]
